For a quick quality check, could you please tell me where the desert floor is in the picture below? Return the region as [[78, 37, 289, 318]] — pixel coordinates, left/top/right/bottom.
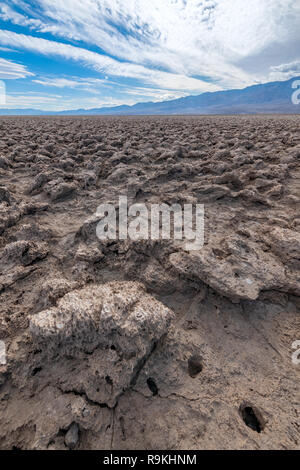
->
[[0, 115, 299, 450]]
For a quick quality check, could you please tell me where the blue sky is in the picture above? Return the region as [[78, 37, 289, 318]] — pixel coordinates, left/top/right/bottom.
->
[[0, 0, 299, 111]]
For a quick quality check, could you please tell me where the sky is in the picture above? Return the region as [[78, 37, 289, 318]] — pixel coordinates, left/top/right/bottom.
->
[[0, 0, 299, 111]]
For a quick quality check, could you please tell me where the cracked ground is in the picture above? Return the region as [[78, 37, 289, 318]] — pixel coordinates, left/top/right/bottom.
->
[[0, 115, 299, 450]]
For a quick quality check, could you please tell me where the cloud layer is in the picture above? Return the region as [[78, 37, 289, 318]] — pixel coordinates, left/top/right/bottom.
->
[[0, 57, 33, 79], [0, 0, 300, 109]]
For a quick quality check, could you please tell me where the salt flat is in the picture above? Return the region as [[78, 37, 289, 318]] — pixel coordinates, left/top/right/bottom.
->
[[0, 115, 299, 449]]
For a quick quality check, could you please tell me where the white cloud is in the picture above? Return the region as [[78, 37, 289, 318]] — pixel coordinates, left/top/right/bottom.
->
[[0, 46, 17, 52], [0, 3, 43, 29], [269, 60, 300, 81], [32, 75, 190, 104], [2, 0, 299, 88], [0, 29, 221, 92], [0, 0, 300, 105], [1, 93, 61, 109], [0, 57, 33, 79], [32, 77, 107, 88], [1, 91, 137, 111], [123, 86, 189, 102]]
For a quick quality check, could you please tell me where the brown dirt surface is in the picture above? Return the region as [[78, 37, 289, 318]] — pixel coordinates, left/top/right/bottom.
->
[[0, 115, 299, 450]]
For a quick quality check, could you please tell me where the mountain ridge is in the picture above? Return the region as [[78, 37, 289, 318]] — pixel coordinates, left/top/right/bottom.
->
[[1, 76, 300, 115]]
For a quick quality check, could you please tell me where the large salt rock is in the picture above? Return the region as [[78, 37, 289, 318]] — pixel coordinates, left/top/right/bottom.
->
[[0, 240, 48, 292], [0, 240, 48, 269], [0, 186, 13, 205], [0, 156, 11, 169], [169, 235, 293, 301], [265, 227, 300, 265], [44, 178, 76, 201], [29, 281, 174, 406]]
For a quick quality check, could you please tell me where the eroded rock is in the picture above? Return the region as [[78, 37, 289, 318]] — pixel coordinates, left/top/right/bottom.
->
[[44, 178, 76, 201], [0, 115, 299, 450], [29, 281, 174, 406], [169, 235, 291, 301], [65, 422, 79, 449]]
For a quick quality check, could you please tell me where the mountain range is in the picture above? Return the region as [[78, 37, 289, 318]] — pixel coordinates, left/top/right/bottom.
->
[[1, 76, 299, 115]]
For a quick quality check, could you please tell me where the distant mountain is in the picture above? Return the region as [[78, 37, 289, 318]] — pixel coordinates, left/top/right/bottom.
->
[[1, 77, 300, 115]]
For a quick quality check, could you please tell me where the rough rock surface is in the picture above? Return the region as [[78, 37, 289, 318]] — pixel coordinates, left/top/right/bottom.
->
[[65, 422, 79, 450], [29, 281, 173, 408], [0, 116, 299, 450]]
